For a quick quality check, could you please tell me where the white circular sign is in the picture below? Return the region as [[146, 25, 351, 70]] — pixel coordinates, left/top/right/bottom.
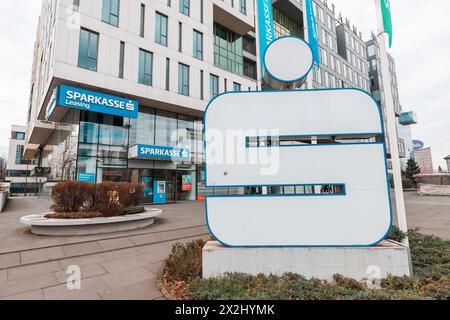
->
[[264, 36, 314, 83]]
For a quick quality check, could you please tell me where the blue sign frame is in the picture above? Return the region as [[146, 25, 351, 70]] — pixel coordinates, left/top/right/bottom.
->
[[58, 85, 139, 119], [137, 145, 191, 160]]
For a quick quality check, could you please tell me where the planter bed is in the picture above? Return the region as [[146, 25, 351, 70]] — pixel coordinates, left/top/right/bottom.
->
[[20, 208, 162, 236]]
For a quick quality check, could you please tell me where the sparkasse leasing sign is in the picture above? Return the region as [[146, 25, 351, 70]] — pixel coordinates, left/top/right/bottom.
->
[[58, 85, 139, 119]]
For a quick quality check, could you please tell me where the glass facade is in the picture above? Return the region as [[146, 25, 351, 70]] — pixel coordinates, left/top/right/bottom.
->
[[273, 7, 302, 38], [77, 111, 129, 183], [213, 23, 243, 75], [15, 145, 24, 165], [41, 111, 80, 182]]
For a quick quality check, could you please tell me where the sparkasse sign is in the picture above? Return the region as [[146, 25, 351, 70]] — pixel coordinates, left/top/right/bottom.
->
[[58, 85, 138, 119]]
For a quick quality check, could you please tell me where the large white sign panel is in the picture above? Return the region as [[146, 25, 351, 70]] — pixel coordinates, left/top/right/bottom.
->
[[204, 89, 392, 247]]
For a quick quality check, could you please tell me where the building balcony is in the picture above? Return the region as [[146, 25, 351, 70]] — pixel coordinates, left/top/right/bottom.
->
[[399, 111, 418, 126], [213, 0, 255, 34]]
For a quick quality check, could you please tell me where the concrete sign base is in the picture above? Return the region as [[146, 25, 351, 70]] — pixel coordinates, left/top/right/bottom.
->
[[203, 241, 411, 281]]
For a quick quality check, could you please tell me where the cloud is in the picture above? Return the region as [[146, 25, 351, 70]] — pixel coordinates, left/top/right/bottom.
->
[[0, 0, 41, 157]]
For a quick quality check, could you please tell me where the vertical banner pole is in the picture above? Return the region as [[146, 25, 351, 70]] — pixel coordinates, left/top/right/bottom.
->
[[374, 0, 410, 247]]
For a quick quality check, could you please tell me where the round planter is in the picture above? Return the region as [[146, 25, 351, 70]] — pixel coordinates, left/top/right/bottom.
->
[[20, 209, 163, 236]]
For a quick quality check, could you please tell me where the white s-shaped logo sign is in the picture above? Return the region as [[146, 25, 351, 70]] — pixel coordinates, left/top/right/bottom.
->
[[204, 37, 392, 247]]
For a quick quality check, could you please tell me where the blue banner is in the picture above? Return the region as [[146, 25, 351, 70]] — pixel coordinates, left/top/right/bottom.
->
[[58, 85, 139, 119], [257, 0, 276, 69], [137, 145, 190, 160], [305, 0, 320, 67]]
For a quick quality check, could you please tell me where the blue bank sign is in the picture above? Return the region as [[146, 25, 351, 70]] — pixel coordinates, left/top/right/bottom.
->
[[257, 0, 276, 71], [413, 140, 425, 151], [58, 85, 139, 119], [137, 145, 190, 160]]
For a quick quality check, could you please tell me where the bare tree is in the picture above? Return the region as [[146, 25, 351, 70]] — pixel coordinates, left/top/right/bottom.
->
[[0, 155, 7, 182]]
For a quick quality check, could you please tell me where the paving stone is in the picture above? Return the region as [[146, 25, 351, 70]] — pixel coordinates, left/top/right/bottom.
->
[[63, 242, 103, 257], [128, 233, 164, 246], [99, 280, 162, 300], [100, 256, 149, 273], [54, 263, 107, 284], [144, 262, 165, 275], [98, 237, 135, 251], [0, 252, 21, 269], [101, 267, 156, 289], [8, 261, 62, 281], [0, 273, 58, 298], [42, 277, 109, 300], [2, 289, 45, 300], [0, 269, 7, 283], [20, 247, 65, 265]]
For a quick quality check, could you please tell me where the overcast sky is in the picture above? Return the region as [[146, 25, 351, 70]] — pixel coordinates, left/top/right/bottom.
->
[[0, 0, 449, 169]]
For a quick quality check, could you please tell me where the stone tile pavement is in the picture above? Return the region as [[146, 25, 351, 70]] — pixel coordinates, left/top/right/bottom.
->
[[0, 192, 448, 300]]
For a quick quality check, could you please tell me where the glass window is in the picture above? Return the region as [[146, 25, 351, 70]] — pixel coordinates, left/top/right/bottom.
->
[[99, 124, 127, 146], [78, 28, 98, 71], [367, 44, 376, 57], [15, 132, 25, 140], [239, 0, 247, 15], [210, 74, 219, 99], [15, 145, 24, 165], [244, 58, 256, 80], [140, 4, 145, 37], [193, 30, 203, 60], [138, 49, 153, 86], [102, 0, 120, 27], [273, 7, 302, 37], [233, 82, 241, 91], [130, 109, 155, 146], [79, 122, 99, 144], [155, 12, 168, 46], [178, 63, 190, 96], [179, 0, 190, 16], [213, 23, 243, 75], [155, 110, 177, 147], [177, 115, 194, 151]]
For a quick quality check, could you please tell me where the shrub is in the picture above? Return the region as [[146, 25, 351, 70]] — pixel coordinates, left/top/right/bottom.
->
[[387, 226, 407, 243], [164, 230, 450, 300], [124, 206, 146, 215], [51, 181, 92, 213], [50, 182, 145, 217], [164, 240, 206, 284], [117, 183, 144, 207], [95, 182, 124, 217]]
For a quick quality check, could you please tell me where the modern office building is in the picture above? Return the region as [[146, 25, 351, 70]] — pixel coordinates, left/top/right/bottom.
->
[[23, 0, 257, 203], [18, 0, 413, 202], [4, 125, 46, 196], [365, 33, 418, 173], [413, 147, 434, 174]]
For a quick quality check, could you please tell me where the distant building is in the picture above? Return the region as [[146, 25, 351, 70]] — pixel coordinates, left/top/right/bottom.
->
[[445, 155, 450, 172], [5, 125, 46, 196], [413, 147, 434, 174]]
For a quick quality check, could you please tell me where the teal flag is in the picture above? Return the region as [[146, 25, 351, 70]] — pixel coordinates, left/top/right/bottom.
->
[[380, 0, 393, 47]]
